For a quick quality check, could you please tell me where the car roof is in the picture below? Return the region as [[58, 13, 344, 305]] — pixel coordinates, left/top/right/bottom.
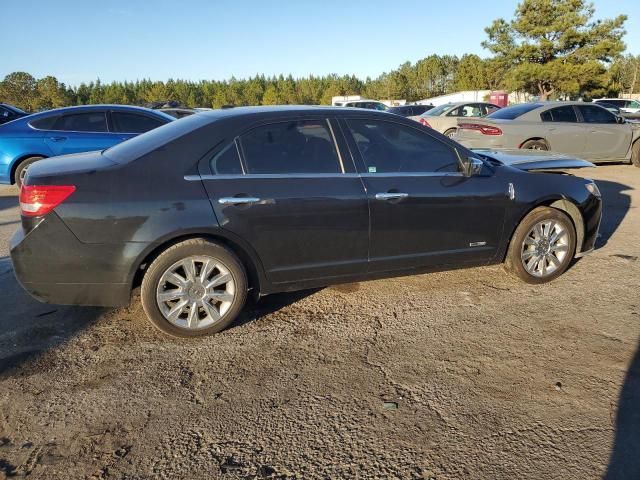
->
[[195, 105, 394, 120], [25, 104, 169, 120]]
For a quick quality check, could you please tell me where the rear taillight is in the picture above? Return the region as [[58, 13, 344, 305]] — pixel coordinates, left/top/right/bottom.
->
[[458, 123, 503, 136], [19, 185, 76, 217], [419, 118, 431, 128]]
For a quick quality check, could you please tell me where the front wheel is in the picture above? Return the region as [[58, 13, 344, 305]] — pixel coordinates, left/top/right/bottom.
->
[[505, 207, 576, 284], [631, 140, 640, 167], [141, 239, 248, 337]]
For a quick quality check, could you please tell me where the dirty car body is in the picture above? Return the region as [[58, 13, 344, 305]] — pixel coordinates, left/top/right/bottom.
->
[[10, 106, 602, 335]]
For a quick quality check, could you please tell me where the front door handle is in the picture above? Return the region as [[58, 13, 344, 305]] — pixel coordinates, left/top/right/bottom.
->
[[375, 192, 409, 201], [218, 197, 261, 205], [49, 136, 67, 142]]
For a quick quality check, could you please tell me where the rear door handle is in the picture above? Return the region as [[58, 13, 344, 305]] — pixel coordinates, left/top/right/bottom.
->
[[218, 197, 261, 205], [375, 192, 409, 201], [49, 136, 67, 142]]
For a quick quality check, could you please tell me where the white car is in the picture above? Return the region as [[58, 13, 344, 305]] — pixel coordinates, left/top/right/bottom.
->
[[594, 98, 640, 114]]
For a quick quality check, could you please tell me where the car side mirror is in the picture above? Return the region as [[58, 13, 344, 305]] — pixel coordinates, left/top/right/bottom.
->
[[616, 115, 625, 124], [464, 157, 484, 177]]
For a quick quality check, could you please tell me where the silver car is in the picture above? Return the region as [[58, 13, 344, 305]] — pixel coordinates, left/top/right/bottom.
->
[[455, 102, 640, 166], [409, 102, 501, 138]]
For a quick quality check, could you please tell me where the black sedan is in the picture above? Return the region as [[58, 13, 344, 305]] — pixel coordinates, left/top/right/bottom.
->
[[11, 106, 602, 337]]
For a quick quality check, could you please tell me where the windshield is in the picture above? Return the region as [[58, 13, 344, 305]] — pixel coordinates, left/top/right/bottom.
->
[[423, 104, 452, 117], [487, 103, 542, 120]]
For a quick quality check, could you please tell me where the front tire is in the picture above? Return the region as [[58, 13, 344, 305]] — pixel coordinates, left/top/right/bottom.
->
[[505, 207, 576, 284], [141, 239, 248, 338], [14, 156, 44, 187], [632, 140, 640, 167], [520, 139, 549, 151]]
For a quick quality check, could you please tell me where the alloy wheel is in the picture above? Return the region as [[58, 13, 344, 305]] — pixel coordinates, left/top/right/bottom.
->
[[520, 220, 570, 277], [156, 255, 236, 330]]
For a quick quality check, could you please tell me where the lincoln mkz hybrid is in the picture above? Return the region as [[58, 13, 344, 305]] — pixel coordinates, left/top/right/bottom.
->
[[11, 106, 602, 337]]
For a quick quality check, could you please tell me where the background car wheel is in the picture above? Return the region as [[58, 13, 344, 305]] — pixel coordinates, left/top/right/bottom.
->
[[632, 140, 640, 168], [505, 206, 576, 284], [141, 239, 248, 338], [14, 156, 44, 187], [520, 139, 549, 151], [444, 128, 457, 138]]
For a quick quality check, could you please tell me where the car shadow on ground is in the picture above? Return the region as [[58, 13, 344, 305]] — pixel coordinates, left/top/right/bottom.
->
[[231, 288, 323, 330], [605, 341, 640, 479], [594, 179, 633, 247], [0, 190, 18, 213], [0, 257, 106, 379]]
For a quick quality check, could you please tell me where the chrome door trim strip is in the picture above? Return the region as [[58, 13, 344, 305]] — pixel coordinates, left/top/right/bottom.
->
[[185, 171, 465, 181]]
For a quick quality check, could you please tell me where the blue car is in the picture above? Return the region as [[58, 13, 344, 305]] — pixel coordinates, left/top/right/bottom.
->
[[0, 104, 174, 186]]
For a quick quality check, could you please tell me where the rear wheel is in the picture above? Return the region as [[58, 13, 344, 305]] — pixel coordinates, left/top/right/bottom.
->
[[141, 239, 247, 337], [632, 140, 640, 167], [505, 207, 576, 284], [520, 139, 549, 151], [14, 156, 44, 187], [444, 128, 457, 138]]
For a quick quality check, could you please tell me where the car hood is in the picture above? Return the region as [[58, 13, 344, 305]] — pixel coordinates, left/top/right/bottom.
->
[[472, 149, 595, 171]]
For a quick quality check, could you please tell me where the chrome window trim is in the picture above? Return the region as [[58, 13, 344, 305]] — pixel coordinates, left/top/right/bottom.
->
[[185, 172, 464, 181], [28, 111, 110, 134], [326, 118, 346, 173]]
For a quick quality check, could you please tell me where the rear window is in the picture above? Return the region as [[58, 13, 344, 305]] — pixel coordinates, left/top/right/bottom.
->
[[540, 106, 577, 123], [111, 112, 166, 133], [487, 103, 542, 120], [29, 115, 60, 130], [52, 112, 108, 132], [104, 111, 212, 164]]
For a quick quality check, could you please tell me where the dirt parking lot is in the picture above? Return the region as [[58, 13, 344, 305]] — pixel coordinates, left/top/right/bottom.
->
[[0, 165, 638, 479]]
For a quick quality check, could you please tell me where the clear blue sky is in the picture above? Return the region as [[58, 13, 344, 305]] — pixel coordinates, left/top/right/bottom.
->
[[2, 0, 639, 86]]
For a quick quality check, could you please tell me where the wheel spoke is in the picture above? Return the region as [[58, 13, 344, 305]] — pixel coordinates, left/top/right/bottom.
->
[[549, 229, 566, 245], [548, 254, 561, 268], [205, 272, 232, 289], [551, 244, 568, 253], [201, 300, 221, 322], [165, 272, 187, 288], [199, 259, 215, 283], [182, 259, 197, 282], [187, 301, 199, 328], [158, 289, 184, 303], [525, 255, 539, 273], [522, 249, 536, 260], [534, 223, 544, 240], [208, 291, 235, 303], [524, 236, 536, 246], [167, 299, 189, 321]]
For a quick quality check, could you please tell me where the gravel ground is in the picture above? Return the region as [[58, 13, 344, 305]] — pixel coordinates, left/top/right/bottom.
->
[[0, 165, 638, 480]]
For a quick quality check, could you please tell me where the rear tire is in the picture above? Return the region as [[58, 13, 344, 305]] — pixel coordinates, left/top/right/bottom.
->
[[14, 156, 44, 187], [632, 140, 640, 167], [504, 207, 576, 284], [520, 139, 549, 151], [444, 128, 457, 138], [141, 239, 248, 338]]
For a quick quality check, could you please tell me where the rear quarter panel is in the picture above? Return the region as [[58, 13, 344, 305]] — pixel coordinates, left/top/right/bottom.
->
[[0, 132, 51, 183]]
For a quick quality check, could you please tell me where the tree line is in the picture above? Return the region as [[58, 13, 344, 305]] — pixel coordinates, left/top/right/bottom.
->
[[1, 0, 639, 112]]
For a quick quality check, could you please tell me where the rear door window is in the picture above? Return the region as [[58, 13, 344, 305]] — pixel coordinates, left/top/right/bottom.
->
[[111, 112, 165, 133], [540, 106, 578, 122], [209, 142, 243, 175], [577, 105, 617, 124], [346, 119, 460, 174], [52, 112, 108, 132], [239, 120, 342, 174]]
